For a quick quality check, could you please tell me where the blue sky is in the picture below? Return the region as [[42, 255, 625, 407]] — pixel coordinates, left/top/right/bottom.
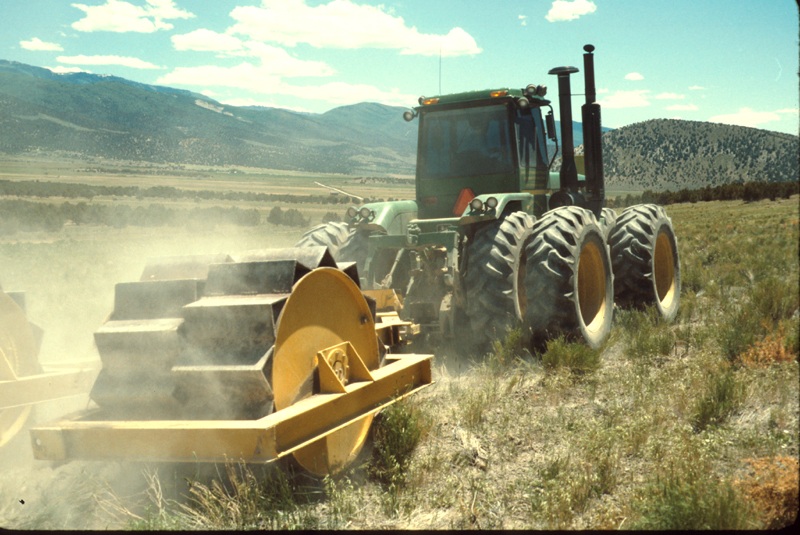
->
[[2, 0, 798, 134]]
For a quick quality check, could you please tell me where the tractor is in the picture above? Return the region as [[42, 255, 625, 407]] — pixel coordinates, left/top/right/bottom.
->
[[297, 44, 681, 351], [25, 44, 679, 477]]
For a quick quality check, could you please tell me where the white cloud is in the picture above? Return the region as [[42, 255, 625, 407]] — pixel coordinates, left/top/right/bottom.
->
[[157, 63, 283, 89], [519, 15, 528, 26], [240, 42, 335, 76], [775, 107, 799, 115], [624, 72, 644, 81], [666, 104, 698, 111], [157, 62, 417, 108], [399, 27, 481, 57], [57, 54, 163, 69], [227, 0, 481, 57], [708, 107, 782, 128], [71, 0, 194, 33], [172, 29, 243, 53], [47, 65, 89, 74], [158, 52, 333, 89], [688, 85, 706, 91], [289, 81, 418, 106], [170, 29, 337, 75], [654, 92, 685, 100], [599, 89, 651, 109], [545, 0, 597, 22], [20, 37, 63, 51]]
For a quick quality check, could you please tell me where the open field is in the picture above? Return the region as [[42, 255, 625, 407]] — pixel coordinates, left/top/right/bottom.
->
[[0, 166, 797, 529], [0, 154, 415, 200]]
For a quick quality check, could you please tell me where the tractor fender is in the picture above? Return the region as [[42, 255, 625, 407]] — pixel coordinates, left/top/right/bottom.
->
[[349, 199, 418, 235], [457, 192, 535, 225]]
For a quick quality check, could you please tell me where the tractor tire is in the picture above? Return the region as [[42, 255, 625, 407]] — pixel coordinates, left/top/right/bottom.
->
[[608, 204, 680, 321], [464, 211, 535, 349], [295, 222, 353, 257], [295, 222, 370, 277], [524, 206, 614, 349], [600, 207, 617, 241]]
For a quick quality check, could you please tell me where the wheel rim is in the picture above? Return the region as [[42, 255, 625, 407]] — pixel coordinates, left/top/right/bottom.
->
[[653, 230, 677, 309], [272, 268, 379, 476], [577, 238, 608, 336], [517, 250, 528, 317]]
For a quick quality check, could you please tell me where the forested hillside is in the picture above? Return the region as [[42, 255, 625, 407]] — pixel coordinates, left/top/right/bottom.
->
[[601, 119, 798, 190]]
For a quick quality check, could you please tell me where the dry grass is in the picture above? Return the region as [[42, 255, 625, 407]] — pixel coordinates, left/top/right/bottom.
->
[[734, 456, 799, 529], [1, 196, 797, 530]]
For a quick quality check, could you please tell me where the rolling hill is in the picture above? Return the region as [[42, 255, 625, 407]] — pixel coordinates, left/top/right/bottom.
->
[[0, 60, 417, 175], [1, 59, 797, 190]]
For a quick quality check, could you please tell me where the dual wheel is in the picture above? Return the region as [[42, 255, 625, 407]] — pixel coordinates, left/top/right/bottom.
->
[[464, 203, 680, 351]]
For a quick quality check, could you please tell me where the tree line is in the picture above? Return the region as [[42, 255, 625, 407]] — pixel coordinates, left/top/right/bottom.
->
[[607, 180, 799, 208], [0, 179, 360, 205]]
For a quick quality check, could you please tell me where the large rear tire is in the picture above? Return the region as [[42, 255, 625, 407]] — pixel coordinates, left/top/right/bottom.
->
[[608, 204, 680, 321], [463, 212, 535, 349], [524, 206, 614, 349], [295, 222, 370, 278], [600, 207, 617, 241], [295, 222, 353, 257]]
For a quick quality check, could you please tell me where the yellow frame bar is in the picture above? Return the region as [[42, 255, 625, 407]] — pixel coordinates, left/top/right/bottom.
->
[[30, 353, 432, 464], [1, 365, 97, 410]]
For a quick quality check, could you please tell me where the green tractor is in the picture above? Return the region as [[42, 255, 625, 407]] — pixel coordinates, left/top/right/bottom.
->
[[297, 44, 681, 351]]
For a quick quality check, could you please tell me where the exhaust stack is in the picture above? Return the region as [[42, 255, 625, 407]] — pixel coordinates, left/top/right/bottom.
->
[[581, 44, 605, 217]]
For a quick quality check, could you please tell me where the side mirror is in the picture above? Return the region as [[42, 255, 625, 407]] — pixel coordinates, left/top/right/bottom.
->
[[545, 110, 557, 141]]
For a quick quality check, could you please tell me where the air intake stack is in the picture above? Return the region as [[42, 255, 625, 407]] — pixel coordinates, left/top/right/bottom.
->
[[548, 64, 580, 205]]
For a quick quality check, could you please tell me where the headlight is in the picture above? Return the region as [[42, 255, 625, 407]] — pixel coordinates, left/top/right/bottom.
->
[[486, 197, 498, 209], [359, 206, 372, 219], [470, 198, 483, 211], [346, 206, 357, 218]]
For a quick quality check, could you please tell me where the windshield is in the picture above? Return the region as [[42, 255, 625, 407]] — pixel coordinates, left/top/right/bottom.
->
[[418, 103, 515, 179]]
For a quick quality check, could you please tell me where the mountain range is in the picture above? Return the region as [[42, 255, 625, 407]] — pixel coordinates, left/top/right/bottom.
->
[[1, 59, 797, 189]]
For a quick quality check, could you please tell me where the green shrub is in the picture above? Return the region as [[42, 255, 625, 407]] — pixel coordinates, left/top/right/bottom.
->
[[690, 367, 746, 432], [488, 327, 530, 371], [369, 399, 428, 488], [541, 336, 601, 375], [630, 466, 757, 529]]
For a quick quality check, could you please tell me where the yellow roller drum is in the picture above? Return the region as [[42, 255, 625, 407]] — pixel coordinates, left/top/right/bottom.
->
[[272, 268, 380, 476]]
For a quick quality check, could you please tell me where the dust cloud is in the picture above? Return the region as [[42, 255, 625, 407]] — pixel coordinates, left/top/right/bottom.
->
[[1, 215, 305, 530]]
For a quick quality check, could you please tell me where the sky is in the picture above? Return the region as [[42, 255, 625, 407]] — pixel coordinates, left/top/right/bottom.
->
[[1, 0, 798, 135]]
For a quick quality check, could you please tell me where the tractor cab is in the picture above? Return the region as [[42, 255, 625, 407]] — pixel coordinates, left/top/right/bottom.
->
[[406, 87, 557, 219]]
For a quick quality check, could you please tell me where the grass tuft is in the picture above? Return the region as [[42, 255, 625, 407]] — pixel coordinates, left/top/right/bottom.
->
[[369, 399, 429, 488], [630, 468, 757, 530], [690, 366, 746, 432], [540, 335, 602, 375]]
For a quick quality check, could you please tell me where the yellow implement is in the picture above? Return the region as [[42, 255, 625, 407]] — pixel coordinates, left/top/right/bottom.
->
[[29, 247, 433, 476], [1, 287, 97, 448]]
